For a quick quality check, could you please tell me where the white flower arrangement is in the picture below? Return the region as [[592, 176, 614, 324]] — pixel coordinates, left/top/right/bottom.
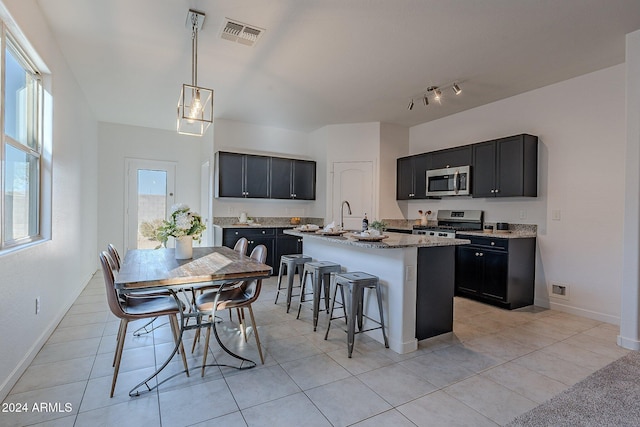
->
[[156, 204, 206, 247]]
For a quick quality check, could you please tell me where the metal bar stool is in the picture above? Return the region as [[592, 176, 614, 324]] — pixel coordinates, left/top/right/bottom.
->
[[324, 271, 389, 358], [296, 261, 342, 331], [275, 254, 312, 312]]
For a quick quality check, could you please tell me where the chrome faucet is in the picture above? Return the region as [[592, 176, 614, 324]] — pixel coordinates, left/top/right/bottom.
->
[[341, 200, 352, 229]]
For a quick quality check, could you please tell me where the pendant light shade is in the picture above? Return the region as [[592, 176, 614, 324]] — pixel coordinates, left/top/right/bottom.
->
[[177, 10, 214, 137]]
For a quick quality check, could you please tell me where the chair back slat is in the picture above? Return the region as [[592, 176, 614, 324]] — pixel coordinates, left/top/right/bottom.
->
[[107, 244, 121, 271], [241, 244, 267, 300], [233, 237, 249, 256], [99, 251, 126, 318]]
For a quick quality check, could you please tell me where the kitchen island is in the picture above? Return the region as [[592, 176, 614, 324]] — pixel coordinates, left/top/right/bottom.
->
[[284, 230, 470, 354]]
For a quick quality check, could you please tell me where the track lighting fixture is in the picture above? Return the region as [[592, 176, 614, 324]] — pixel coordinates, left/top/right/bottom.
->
[[407, 82, 462, 111]]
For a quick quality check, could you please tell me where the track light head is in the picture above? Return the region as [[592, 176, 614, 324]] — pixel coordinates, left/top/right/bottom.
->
[[423, 95, 429, 106], [408, 99, 414, 110], [452, 83, 462, 95]]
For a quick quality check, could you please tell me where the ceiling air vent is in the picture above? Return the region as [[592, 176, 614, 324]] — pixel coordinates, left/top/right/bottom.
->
[[220, 18, 264, 47]]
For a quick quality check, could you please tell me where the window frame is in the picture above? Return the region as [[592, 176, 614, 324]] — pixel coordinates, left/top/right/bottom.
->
[[0, 24, 45, 251]]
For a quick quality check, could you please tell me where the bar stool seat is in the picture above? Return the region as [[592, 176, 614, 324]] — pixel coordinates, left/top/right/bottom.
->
[[324, 271, 389, 357], [275, 254, 312, 312], [296, 261, 342, 330]]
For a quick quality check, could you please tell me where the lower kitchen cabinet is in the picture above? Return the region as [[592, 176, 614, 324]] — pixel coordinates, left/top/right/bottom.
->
[[455, 235, 535, 309], [274, 229, 303, 275], [222, 227, 303, 276], [222, 228, 275, 274]]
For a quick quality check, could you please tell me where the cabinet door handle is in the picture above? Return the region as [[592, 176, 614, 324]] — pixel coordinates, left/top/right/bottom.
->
[[262, 230, 266, 234], [495, 189, 499, 193], [475, 252, 480, 256], [479, 252, 484, 256], [235, 231, 239, 235], [490, 242, 495, 246]]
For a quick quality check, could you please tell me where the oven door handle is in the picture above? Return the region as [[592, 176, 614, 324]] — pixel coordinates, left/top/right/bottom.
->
[[453, 170, 459, 194]]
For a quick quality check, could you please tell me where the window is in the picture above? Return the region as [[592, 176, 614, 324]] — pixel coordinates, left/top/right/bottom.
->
[[1, 30, 44, 249]]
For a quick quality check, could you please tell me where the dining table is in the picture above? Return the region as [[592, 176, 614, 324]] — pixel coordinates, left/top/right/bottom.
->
[[114, 246, 272, 396]]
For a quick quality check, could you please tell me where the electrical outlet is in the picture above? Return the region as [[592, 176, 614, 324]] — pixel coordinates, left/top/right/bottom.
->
[[552, 210, 561, 221], [519, 210, 527, 220], [550, 282, 569, 300], [35, 297, 41, 314], [405, 265, 415, 281]]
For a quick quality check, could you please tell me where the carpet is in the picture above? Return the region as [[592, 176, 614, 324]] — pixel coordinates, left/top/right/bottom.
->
[[507, 351, 640, 427]]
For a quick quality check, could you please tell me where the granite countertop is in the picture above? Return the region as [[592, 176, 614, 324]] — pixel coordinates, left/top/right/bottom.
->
[[284, 229, 470, 249], [213, 223, 301, 229], [456, 230, 537, 239]]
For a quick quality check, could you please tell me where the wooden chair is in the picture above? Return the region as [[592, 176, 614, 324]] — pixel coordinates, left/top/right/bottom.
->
[[196, 244, 267, 375], [99, 251, 189, 397]]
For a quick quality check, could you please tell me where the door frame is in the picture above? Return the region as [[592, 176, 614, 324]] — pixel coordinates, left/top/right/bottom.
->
[[124, 158, 177, 252]]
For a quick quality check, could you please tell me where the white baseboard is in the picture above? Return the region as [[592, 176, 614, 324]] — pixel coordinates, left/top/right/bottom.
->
[[535, 297, 621, 325], [617, 335, 640, 350], [0, 271, 94, 401]]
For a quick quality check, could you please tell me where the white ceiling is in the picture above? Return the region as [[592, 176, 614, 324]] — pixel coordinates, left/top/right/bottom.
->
[[35, 0, 640, 133]]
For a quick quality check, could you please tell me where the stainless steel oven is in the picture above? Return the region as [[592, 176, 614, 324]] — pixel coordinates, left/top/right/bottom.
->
[[426, 165, 471, 197], [412, 209, 483, 238]]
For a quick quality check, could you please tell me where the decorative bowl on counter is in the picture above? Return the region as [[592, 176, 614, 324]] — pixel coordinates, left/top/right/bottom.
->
[[315, 230, 345, 236], [350, 232, 389, 242], [295, 224, 319, 232]]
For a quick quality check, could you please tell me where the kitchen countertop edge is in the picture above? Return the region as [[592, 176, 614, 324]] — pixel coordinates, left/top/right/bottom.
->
[[284, 230, 470, 249], [456, 230, 537, 239]]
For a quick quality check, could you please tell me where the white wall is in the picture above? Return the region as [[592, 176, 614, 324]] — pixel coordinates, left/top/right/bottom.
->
[[316, 122, 381, 222], [407, 65, 626, 323], [0, 0, 98, 399], [620, 30, 640, 349], [212, 118, 323, 219], [380, 123, 409, 219], [97, 122, 203, 256]]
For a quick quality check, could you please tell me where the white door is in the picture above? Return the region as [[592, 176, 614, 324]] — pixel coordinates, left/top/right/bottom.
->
[[332, 161, 374, 230], [125, 159, 176, 251]]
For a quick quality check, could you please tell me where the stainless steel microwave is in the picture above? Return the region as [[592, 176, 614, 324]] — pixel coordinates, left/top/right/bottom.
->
[[426, 165, 471, 196]]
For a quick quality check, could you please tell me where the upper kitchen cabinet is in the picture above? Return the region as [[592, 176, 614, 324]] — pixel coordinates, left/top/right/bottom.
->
[[215, 152, 270, 198], [472, 134, 538, 198], [430, 146, 472, 169], [397, 153, 431, 200], [270, 157, 316, 200]]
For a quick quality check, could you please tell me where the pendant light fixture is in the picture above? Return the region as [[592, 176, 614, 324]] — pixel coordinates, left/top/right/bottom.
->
[[177, 9, 214, 136]]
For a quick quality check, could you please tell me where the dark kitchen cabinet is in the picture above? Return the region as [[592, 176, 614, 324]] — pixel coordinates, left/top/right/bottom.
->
[[222, 227, 304, 276], [275, 228, 303, 275], [455, 235, 535, 309], [397, 153, 430, 200], [472, 134, 538, 198], [216, 152, 270, 198], [222, 228, 275, 273], [270, 158, 316, 200], [430, 146, 472, 169]]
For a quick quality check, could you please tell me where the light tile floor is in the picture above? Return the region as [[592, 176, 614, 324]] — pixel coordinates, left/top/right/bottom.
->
[[2, 272, 630, 427]]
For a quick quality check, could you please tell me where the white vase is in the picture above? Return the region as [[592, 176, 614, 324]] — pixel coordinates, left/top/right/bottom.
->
[[175, 236, 193, 259]]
